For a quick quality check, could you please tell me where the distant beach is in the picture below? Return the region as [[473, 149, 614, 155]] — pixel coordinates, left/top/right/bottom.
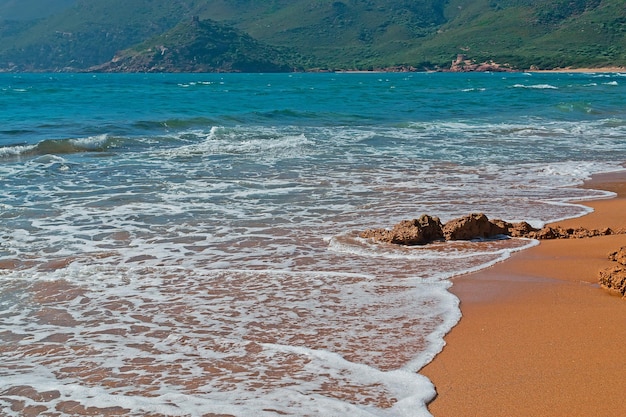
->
[[530, 66, 626, 73], [422, 169, 626, 417]]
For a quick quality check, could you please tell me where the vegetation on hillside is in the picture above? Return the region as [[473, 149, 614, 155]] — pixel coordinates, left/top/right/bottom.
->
[[93, 18, 299, 72], [402, 0, 626, 70], [198, 0, 448, 70], [0, 0, 624, 72], [0, 0, 193, 70]]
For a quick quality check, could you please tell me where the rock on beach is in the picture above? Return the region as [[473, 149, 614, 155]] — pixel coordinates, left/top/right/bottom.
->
[[599, 247, 626, 298], [360, 212, 624, 245]]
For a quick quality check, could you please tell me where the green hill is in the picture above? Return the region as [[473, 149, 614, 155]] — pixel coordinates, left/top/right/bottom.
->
[[0, 0, 624, 72], [401, 0, 626, 70], [0, 0, 193, 70], [192, 0, 448, 70], [93, 18, 298, 72]]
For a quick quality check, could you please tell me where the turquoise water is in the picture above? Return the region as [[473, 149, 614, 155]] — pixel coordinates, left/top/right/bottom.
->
[[1, 72, 625, 416]]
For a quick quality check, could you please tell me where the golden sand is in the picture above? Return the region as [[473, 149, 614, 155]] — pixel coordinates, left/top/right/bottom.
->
[[421, 171, 626, 417]]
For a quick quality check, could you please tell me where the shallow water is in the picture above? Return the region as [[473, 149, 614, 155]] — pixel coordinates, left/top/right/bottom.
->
[[1, 72, 625, 416]]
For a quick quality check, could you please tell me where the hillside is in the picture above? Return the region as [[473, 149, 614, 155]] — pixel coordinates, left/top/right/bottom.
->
[[92, 18, 298, 73], [402, 0, 626, 70], [0, 0, 194, 71], [192, 0, 448, 70], [0, 0, 624, 72]]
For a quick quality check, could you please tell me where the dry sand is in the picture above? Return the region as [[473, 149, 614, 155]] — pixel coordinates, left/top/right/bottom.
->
[[421, 171, 626, 417]]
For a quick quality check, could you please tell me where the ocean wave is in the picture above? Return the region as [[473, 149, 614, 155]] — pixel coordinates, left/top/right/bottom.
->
[[512, 83, 558, 89], [177, 80, 219, 88], [5, 87, 29, 93], [555, 101, 596, 114], [133, 116, 218, 131], [159, 126, 315, 160], [0, 134, 119, 159], [0, 142, 37, 158]]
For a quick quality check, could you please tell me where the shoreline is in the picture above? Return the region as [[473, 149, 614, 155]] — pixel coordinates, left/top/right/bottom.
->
[[4, 66, 625, 75], [527, 66, 626, 73], [331, 66, 626, 74], [421, 170, 626, 417]]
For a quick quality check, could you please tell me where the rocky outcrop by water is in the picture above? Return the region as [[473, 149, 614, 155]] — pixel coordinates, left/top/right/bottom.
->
[[599, 247, 626, 298], [442, 213, 508, 240], [448, 54, 514, 72], [359, 214, 444, 245], [361, 212, 626, 300], [360, 212, 624, 245]]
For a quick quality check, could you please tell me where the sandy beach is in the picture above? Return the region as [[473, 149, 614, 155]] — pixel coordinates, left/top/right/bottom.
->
[[530, 66, 626, 73], [421, 170, 626, 417]]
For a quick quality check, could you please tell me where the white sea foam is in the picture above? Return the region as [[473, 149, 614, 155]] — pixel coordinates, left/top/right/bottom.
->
[[0, 264, 460, 416], [158, 125, 314, 161], [461, 87, 486, 92], [512, 83, 558, 89], [329, 234, 535, 261], [0, 143, 36, 157], [68, 133, 110, 149]]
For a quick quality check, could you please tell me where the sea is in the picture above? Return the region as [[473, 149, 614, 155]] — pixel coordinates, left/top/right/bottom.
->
[[1, 71, 625, 416]]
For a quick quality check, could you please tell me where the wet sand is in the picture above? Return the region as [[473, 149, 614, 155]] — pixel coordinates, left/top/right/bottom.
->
[[421, 171, 626, 417]]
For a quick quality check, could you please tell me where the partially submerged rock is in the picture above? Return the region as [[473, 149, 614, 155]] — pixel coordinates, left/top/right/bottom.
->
[[442, 213, 505, 240], [360, 212, 624, 246], [361, 213, 626, 300], [503, 220, 537, 237], [360, 212, 530, 245], [599, 247, 626, 298], [360, 214, 444, 245]]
